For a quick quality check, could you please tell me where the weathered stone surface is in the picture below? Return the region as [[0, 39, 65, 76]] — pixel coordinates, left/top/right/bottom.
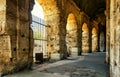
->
[[37, 0, 62, 59], [109, 0, 120, 77], [0, 0, 120, 77], [0, 0, 34, 75], [106, 0, 110, 64], [63, 0, 90, 54]]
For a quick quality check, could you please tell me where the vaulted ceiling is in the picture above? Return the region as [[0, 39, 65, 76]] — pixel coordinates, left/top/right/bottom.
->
[[73, 0, 106, 19]]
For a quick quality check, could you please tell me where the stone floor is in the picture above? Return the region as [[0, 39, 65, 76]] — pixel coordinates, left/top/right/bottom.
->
[[5, 52, 109, 77]]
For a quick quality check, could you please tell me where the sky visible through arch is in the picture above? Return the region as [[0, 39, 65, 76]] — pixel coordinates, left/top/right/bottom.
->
[[31, 0, 45, 39], [31, 0, 44, 19], [31, 0, 46, 56]]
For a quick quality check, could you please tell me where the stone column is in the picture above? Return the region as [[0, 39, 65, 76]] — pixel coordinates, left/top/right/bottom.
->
[[56, 0, 67, 59], [109, 0, 120, 77], [0, 0, 10, 74], [77, 17, 82, 55], [88, 22, 92, 53], [106, 0, 110, 64], [98, 24, 100, 52], [77, 12, 85, 55], [28, 0, 34, 69]]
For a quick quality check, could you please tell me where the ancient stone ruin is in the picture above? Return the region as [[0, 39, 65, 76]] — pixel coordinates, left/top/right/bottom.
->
[[0, 0, 120, 77]]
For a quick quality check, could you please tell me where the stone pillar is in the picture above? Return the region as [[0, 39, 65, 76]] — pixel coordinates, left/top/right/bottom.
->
[[75, 12, 84, 55], [77, 19, 82, 55], [106, 0, 110, 64], [58, 0, 67, 59], [109, 0, 120, 77], [51, 0, 67, 59], [98, 24, 100, 52], [88, 22, 92, 53], [0, 0, 34, 75], [77, 12, 85, 55]]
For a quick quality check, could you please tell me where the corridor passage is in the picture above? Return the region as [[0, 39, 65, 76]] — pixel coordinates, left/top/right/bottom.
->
[[5, 52, 109, 77]]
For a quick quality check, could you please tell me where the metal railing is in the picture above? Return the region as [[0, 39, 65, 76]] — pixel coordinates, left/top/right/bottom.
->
[[31, 15, 47, 60]]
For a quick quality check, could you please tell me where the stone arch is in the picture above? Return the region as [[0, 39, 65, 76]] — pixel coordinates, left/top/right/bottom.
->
[[99, 31, 105, 52], [66, 13, 77, 31], [36, 0, 63, 59], [92, 27, 98, 52], [66, 13, 78, 56], [82, 23, 89, 53]]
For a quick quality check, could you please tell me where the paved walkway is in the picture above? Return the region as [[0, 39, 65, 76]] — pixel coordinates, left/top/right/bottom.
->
[[5, 52, 109, 77]]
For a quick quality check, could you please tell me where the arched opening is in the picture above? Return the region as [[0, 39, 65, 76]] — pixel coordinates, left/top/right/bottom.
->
[[66, 13, 78, 56], [99, 31, 105, 52], [31, 0, 46, 63], [82, 23, 89, 53], [92, 27, 98, 52], [35, 0, 64, 60]]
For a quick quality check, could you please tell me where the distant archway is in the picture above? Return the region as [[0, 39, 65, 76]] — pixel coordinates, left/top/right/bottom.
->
[[99, 31, 105, 52], [92, 27, 98, 52], [66, 13, 77, 56], [82, 23, 89, 53]]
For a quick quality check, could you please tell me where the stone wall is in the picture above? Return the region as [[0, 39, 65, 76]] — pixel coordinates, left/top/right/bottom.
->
[[0, 0, 34, 75]]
